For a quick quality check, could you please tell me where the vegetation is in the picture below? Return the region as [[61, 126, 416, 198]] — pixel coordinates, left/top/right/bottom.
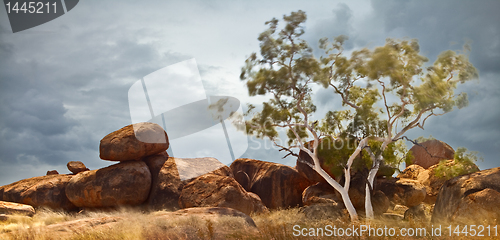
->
[[241, 10, 478, 221], [434, 147, 481, 180], [2, 207, 497, 240]]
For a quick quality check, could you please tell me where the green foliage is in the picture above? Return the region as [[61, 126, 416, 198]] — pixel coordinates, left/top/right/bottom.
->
[[314, 137, 401, 178], [414, 135, 436, 143], [434, 147, 482, 179]]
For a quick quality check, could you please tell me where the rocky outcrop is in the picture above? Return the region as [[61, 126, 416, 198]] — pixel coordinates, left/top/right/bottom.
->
[[67, 161, 89, 174], [407, 140, 454, 169], [302, 182, 338, 206], [0, 201, 35, 216], [99, 122, 169, 161], [144, 153, 232, 210], [230, 158, 313, 209], [0, 174, 76, 210], [65, 161, 151, 208], [377, 178, 426, 208], [432, 167, 500, 224], [179, 174, 267, 215], [296, 149, 327, 184], [399, 162, 480, 204]]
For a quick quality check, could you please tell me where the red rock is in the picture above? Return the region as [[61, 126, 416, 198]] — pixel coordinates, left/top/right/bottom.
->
[[302, 182, 338, 206], [179, 174, 267, 215], [0, 201, 35, 216], [407, 140, 454, 169], [376, 178, 426, 208], [230, 158, 313, 209], [0, 175, 76, 210], [46, 170, 59, 175], [99, 122, 169, 161], [67, 161, 89, 174], [432, 167, 500, 224], [65, 161, 151, 208], [144, 153, 233, 210]]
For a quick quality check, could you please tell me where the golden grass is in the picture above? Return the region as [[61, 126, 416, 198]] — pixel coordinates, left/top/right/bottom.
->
[[1, 206, 498, 240]]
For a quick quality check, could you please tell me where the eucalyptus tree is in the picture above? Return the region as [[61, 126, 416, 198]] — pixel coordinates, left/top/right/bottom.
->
[[240, 10, 360, 221], [241, 10, 478, 221], [317, 37, 478, 218]]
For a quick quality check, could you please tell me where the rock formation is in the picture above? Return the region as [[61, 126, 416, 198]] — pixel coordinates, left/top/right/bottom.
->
[[407, 139, 454, 169], [65, 161, 151, 208], [432, 167, 500, 224], [99, 122, 169, 161], [230, 158, 313, 209]]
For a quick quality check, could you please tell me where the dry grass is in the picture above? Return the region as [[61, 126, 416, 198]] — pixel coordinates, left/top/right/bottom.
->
[[1, 206, 498, 240]]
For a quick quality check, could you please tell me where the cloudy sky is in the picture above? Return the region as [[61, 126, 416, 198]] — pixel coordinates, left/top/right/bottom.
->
[[0, 0, 499, 185]]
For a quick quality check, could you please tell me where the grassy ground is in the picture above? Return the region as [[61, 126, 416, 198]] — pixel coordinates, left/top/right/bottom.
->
[[1, 206, 498, 239]]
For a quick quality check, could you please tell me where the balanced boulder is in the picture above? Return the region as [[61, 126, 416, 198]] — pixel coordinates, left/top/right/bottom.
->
[[432, 167, 500, 224], [99, 122, 169, 161], [0, 174, 76, 210], [230, 158, 313, 209], [407, 140, 454, 169], [67, 161, 89, 174], [65, 161, 151, 208], [179, 174, 267, 215]]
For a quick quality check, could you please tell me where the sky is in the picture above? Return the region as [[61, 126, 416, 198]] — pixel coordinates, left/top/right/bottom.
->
[[0, 0, 499, 186]]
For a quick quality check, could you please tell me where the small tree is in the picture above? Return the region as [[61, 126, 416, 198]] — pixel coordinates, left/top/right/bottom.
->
[[241, 10, 478, 221], [317, 36, 478, 218], [240, 10, 359, 221]]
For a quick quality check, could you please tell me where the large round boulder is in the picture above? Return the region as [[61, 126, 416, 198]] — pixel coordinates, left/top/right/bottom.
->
[[179, 174, 267, 215], [99, 122, 169, 161], [65, 161, 151, 207], [143, 153, 233, 210], [0, 174, 76, 210], [230, 158, 313, 209], [67, 161, 89, 174], [407, 139, 454, 169], [432, 167, 500, 224]]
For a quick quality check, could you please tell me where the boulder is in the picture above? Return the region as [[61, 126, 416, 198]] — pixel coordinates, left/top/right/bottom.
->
[[143, 153, 232, 210], [99, 122, 169, 161], [46, 170, 59, 175], [347, 170, 369, 210], [230, 158, 313, 209], [418, 160, 479, 204], [67, 161, 89, 174], [302, 182, 338, 206], [407, 140, 454, 169], [377, 178, 426, 208], [0, 201, 35, 216], [296, 149, 327, 184], [397, 164, 425, 180], [179, 174, 267, 215], [432, 167, 500, 224], [65, 161, 151, 208], [404, 204, 426, 222], [372, 190, 390, 216], [0, 174, 76, 210]]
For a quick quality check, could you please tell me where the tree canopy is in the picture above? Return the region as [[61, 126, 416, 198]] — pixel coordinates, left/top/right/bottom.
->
[[240, 10, 478, 221]]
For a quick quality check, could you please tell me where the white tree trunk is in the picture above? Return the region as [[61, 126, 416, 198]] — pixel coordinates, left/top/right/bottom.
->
[[364, 139, 390, 219]]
